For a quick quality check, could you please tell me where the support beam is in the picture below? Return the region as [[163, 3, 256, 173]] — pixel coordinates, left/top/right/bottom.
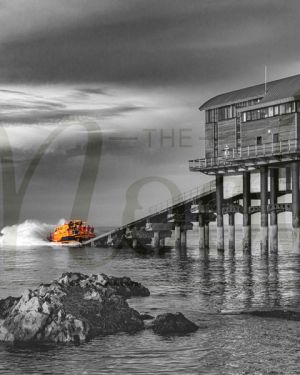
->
[[242, 172, 251, 252], [292, 162, 300, 250], [181, 229, 187, 249], [228, 213, 235, 251], [175, 224, 181, 249], [260, 166, 269, 255], [152, 231, 160, 250], [204, 220, 209, 249], [199, 213, 205, 250], [132, 238, 138, 249], [270, 168, 278, 252], [286, 166, 291, 191], [159, 237, 165, 247], [216, 175, 224, 251]]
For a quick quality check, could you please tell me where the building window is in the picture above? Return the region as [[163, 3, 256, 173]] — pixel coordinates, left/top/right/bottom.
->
[[257, 136, 262, 145], [273, 133, 279, 143], [286, 102, 293, 113], [236, 97, 263, 108], [206, 109, 217, 124], [279, 104, 286, 115], [242, 101, 296, 122], [218, 105, 235, 121], [232, 106, 236, 117], [268, 107, 274, 117]]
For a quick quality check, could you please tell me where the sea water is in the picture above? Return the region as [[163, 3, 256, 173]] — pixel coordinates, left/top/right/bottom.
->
[[0, 221, 299, 374]]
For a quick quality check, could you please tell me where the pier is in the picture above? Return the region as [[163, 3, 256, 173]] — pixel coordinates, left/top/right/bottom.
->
[[85, 74, 300, 254]]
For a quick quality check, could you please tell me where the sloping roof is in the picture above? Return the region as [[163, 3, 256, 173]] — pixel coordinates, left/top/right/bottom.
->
[[200, 74, 300, 110]]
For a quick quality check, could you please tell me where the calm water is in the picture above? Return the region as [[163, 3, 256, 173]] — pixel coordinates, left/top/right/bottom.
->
[[0, 224, 300, 374]]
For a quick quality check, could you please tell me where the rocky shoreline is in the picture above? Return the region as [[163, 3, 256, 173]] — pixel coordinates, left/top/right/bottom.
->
[[0, 272, 198, 345]]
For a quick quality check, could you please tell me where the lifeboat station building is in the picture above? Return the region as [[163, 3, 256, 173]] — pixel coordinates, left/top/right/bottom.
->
[[189, 74, 300, 253]]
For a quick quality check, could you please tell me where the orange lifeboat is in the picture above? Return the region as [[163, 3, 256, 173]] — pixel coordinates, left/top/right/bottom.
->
[[48, 220, 96, 244]]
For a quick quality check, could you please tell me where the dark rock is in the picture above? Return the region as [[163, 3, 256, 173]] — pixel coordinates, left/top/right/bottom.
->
[[73, 334, 80, 346], [140, 313, 154, 320], [0, 272, 149, 344], [0, 296, 21, 319], [106, 276, 150, 298], [152, 312, 198, 335]]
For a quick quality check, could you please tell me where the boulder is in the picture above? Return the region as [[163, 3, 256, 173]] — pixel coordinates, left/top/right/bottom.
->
[[0, 272, 149, 344], [140, 313, 154, 320], [151, 312, 198, 335]]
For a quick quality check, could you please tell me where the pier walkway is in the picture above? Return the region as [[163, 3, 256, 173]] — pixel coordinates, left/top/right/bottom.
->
[[83, 173, 293, 252], [83, 180, 217, 248]]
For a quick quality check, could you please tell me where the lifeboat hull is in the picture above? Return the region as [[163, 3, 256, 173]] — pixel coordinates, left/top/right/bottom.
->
[[48, 220, 96, 246]]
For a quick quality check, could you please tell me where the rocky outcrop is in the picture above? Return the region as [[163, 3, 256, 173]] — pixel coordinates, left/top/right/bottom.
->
[[0, 272, 149, 344], [151, 312, 199, 335], [0, 273, 199, 344]]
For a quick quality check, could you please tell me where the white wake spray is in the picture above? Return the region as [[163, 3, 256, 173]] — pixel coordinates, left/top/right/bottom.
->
[[0, 219, 66, 248]]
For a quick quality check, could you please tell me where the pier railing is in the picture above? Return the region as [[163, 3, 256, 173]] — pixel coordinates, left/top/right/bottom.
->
[[148, 180, 215, 215], [189, 138, 299, 171]]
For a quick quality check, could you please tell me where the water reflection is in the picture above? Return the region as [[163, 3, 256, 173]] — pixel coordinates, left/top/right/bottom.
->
[[257, 254, 271, 306], [268, 251, 281, 308], [241, 253, 254, 310], [176, 246, 187, 261], [199, 248, 210, 295], [227, 249, 236, 292], [179, 240, 295, 313]]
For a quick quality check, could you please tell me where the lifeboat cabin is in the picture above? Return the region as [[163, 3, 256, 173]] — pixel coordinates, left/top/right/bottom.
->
[[48, 220, 96, 244]]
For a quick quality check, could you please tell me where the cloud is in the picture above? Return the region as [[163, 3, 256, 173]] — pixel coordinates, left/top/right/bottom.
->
[[0, 85, 148, 125], [0, 0, 299, 86]]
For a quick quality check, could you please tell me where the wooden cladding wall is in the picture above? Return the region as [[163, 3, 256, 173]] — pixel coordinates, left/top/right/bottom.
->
[[297, 113, 300, 141], [218, 119, 236, 153], [204, 113, 297, 159], [205, 123, 214, 159], [241, 113, 296, 147]]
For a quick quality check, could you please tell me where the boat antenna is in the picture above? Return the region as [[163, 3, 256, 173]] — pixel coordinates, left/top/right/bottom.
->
[[264, 65, 268, 95]]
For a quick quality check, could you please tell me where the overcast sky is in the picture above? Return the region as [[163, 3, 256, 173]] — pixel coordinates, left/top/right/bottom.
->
[[0, 0, 300, 227]]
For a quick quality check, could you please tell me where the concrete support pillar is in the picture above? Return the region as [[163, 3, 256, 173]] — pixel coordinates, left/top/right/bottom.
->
[[292, 162, 300, 250], [260, 166, 269, 255], [199, 213, 205, 250], [175, 224, 181, 249], [132, 238, 138, 249], [242, 172, 251, 253], [270, 168, 278, 252], [216, 175, 224, 251], [181, 230, 187, 249], [204, 221, 209, 249], [152, 231, 160, 249], [286, 166, 291, 191], [228, 213, 235, 251]]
